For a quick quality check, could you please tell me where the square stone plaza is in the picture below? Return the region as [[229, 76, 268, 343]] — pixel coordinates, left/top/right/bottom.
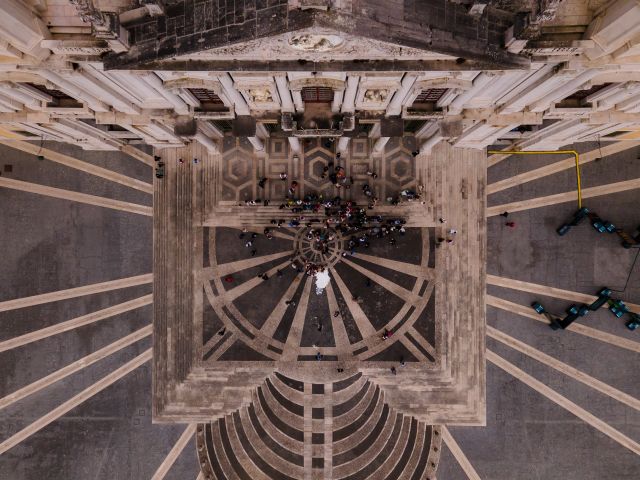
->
[[152, 136, 487, 431]]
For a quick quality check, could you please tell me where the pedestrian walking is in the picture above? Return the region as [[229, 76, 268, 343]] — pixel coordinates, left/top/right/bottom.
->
[[224, 275, 234, 283], [258, 177, 267, 188], [439, 218, 446, 223], [500, 211, 509, 218], [506, 221, 516, 228]]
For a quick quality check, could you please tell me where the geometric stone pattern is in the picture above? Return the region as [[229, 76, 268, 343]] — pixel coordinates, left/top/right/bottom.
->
[[196, 372, 442, 480], [214, 136, 418, 206], [153, 139, 486, 434]]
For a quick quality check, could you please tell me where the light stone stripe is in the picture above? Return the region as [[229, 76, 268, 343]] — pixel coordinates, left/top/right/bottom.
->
[[0, 273, 152, 312], [441, 427, 481, 480], [0, 325, 151, 410], [206, 333, 237, 362], [487, 141, 635, 195], [487, 274, 640, 314], [151, 424, 197, 480], [222, 259, 292, 303], [226, 413, 270, 480], [487, 178, 640, 217], [352, 252, 435, 279], [0, 176, 153, 216], [398, 422, 425, 480], [260, 380, 304, 429], [333, 404, 396, 477], [304, 383, 312, 480], [407, 326, 437, 358], [487, 326, 640, 411], [399, 336, 428, 362], [341, 257, 421, 304], [0, 294, 153, 353], [211, 421, 242, 480], [260, 273, 304, 339], [283, 276, 312, 361], [486, 295, 640, 354], [0, 348, 152, 455], [487, 349, 640, 456], [239, 407, 305, 479], [269, 375, 304, 405], [324, 383, 333, 480], [325, 282, 351, 358], [333, 395, 386, 455], [251, 389, 304, 453], [121, 144, 155, 166], [0, 139, 153, 193], [211, 250, 293, 277], [331, 376, 367, 405], [370, 416, 411, 480], [330, 268, 376, 338]]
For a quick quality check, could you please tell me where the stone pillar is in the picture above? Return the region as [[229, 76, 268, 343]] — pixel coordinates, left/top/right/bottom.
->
[[288, 137, 301, 154], [275, 75, 295, 112], [385, 74, 417, 116], [140, 73, 190, 115], [292, 90, 304, 112], [337, 136, 350, 154], [373, 137, 390, 153], [331, 89, 344, 113], [248, 136, 264, 152], [341, 76, 359, 113], [218, 73, 263, 151]]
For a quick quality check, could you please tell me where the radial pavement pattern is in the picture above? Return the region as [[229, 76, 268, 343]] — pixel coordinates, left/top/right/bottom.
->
[[202, 225, 437, 367]]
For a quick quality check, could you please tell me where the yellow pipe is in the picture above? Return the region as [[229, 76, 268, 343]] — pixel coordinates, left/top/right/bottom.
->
[[487, 149, 582, 209]]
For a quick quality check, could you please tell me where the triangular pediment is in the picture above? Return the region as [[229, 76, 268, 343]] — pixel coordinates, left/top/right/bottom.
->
[[106, 4, 528, 71], [172, 28, 457, 62]]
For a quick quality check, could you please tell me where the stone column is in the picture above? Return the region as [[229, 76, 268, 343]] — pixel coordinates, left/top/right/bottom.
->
[[292, 90, 304, 113], [341, 76, 359, 113], [218, 73, 263, 151], [385, 74, 417, 116], [331, 89, 344, 113], [337, 136, 350, 154], [275, 75, 295, 112], [288, 137, 301, 154], [373, 137, 390, 153]]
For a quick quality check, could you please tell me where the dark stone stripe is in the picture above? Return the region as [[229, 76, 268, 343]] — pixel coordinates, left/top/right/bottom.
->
[[428, 228, 436, 268], [410, 425, 432, 480], [203, 228, 210, 267], [333, 380, 370, 417], [312, 407, 324, 419], [204, 423, 229, 480], [265, 378, 303, 416], [341, 413, 404, 480], [232, 411, 297, 480], [384, 418, 418, 480], [203, 330, 233, 360], [333, 386, 380, 442], [274, 372, 304, 391], [297, 355, 338, 361], [312, 383, 324, 394], [218, 418, 252, 480], [257, 387, 304, 442], [333, 404, 390, 466], [222, 306, 255, 339], [247, 405, 304, 467], [405, 331, 435, 362], [209, 278, 218, 296], [353, 346, 368, 355], [312, 457, 324, 469], [333, 372, 362, 392], [312, 433, 324, 444], [267, 344, 283, 354], [418, 280, 428, 296]]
